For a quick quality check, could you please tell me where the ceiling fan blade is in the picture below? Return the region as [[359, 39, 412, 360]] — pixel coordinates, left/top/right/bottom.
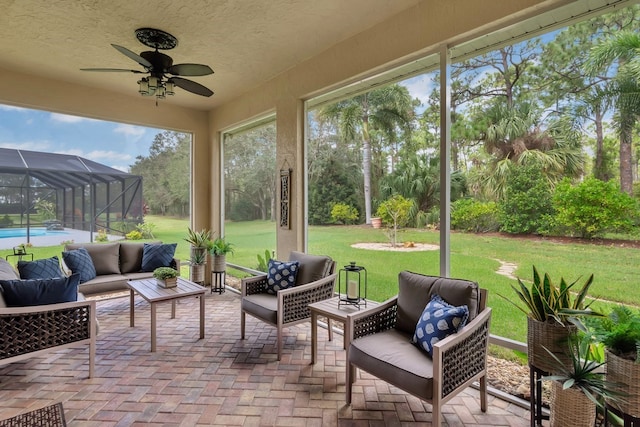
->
[[81, 68, 145, 73], [170, 77, 214, 97], [168, 63, 214, 76], [111, 44, 152, 69]]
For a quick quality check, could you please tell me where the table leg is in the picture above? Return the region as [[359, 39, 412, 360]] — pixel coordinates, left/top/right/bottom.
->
[[129, 289, 135, 327], [151, 302, 157, 352], [171, 300, 176, 319], [311, 311, 317, 364], [199, 294, 205, 339]]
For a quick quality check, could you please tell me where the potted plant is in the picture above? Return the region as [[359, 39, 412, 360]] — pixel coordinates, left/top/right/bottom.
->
[[184, 227, 211, 262], [189, 250, 207, 283], [209, 237, 234, 272], [153, 267, 179, 288], [588, 305, 640, 418], [500, 265, 601, 373], [543, 334, 620, 427]]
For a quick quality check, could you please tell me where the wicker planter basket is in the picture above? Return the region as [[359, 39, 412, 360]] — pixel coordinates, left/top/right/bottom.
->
[[550, 381, 596, 427], [212, 255, 226, 273], [527, 317, 576, 374], [190, 264, 205, 283], [605, 350, 640, 417]]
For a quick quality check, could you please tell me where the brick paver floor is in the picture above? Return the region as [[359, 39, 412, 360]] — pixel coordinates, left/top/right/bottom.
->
[[0, 290, 531, 426]]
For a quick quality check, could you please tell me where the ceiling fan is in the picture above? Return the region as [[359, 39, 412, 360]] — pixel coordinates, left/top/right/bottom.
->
[[81, 28, 214, 101]]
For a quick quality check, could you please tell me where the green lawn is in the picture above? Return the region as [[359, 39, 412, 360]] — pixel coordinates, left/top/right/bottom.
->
[[2, 215, 638, 347]]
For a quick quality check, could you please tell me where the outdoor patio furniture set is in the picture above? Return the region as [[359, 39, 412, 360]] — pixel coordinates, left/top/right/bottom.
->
[[0, 246, 491, 426]]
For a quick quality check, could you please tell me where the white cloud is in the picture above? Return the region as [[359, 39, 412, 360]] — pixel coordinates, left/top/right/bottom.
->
[[0, 105, 28, 112], [55, 148, 132, 163], [400, 75, 433, 109], [114, 124, 146, 140], [50, 113, 88, 123], [0, 140, 52, 151], [110, 165, 130, 173]]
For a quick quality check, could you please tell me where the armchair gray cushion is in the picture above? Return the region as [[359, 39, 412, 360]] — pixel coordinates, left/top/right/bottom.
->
[[396, 271, 480, 334], [288, 251, 332, 286]]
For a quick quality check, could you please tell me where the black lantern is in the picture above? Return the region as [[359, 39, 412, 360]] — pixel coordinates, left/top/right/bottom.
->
[[338, 262, 367, 309]]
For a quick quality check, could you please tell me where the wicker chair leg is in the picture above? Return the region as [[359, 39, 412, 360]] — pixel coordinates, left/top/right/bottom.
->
[[480, 374, 487, 412], [277, 324, 283, 361], [432, 399, 442, 427], [346, 363, 353, 405], [240, 311, 245, 339]]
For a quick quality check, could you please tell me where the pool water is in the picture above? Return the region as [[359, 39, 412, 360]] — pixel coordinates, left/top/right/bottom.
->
[[0, 228, 68, 238]]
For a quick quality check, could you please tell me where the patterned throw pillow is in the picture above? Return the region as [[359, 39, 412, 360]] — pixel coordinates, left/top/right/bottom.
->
[[0, 273, 80, 307], [141, 243, 177, 272], [265, 259, 300, 295], [411, 294, 469, 357], [17, 256, 64, 279], [62, 248, 97, 283]]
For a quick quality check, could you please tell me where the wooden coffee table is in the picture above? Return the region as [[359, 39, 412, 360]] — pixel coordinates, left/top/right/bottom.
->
[[127, 277, 206, 352]]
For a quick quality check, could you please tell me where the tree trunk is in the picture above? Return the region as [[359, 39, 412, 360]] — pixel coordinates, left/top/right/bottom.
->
[[593, 109, 607, 181], [362, 120, 373, 224], [620, 127, 633, 195]]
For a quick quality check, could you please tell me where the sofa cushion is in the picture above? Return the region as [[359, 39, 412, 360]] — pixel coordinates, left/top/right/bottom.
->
[[141, 243, 177, 272], [265, 259, 299, 294], [0, 274, 80, 307], [65, 242, 120, 275], [62, 248, 97, 283], [411, 294, 469, 356], [77, 274, 129, 296], [119, 241, 160, 273], [288, 251, 332, 286], [0, 258, 20, 281], [17, 256, 64, 279], [350, 328, 434, 401]]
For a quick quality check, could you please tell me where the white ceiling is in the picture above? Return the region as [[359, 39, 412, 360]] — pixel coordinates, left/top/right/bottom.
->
[[0, 0, 422, 111]]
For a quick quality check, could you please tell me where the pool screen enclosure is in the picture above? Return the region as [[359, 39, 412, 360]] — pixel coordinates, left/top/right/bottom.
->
[[0, 148, 143, 242]]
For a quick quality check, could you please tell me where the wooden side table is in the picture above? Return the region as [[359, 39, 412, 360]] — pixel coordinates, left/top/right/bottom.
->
[[309, 296, 379, 364]]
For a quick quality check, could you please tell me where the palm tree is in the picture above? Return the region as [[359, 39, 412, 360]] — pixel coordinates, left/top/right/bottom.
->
[[318, 84, 415, 224], [476, 102, 584, 200], [586, 30, 640, 195]]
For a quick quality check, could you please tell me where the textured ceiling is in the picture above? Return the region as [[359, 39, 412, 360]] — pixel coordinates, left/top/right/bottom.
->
[[0, 0, 421, 111]]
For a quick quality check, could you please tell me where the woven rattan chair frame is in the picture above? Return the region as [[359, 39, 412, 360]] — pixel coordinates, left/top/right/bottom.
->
[[240, 261, 337, 360], [345, 288, 491, 427], [0, 300, 97, 378]]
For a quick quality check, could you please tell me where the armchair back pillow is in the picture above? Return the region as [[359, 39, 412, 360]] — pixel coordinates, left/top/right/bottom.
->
[[0, 273, 80, 307], [17, 256, 64, 279]]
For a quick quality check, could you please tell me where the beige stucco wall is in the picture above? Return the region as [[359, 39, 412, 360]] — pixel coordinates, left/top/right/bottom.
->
[[208, 0, 567, 257]]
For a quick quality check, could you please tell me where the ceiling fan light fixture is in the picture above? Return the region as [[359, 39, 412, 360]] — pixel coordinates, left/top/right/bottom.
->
[[148, 76, 158, 91], [165, 81, 175, 96], [138, 78, 149, 95]]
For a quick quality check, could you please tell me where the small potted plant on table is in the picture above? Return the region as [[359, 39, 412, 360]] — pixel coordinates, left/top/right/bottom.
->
[[153, 267, 179, 288]]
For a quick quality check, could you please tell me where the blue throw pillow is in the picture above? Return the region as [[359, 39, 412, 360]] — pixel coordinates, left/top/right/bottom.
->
[[0, 274, 80, 307], [265, 259, 299, 294], [62, 248, 97, 283], [141, 243, 177, 272], [411, 294, 469, 357], [17, 256, 64, 279]]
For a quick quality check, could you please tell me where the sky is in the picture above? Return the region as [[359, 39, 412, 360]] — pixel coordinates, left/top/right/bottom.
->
[[0, 104, 162, 173], [0, 73, 434, 173]]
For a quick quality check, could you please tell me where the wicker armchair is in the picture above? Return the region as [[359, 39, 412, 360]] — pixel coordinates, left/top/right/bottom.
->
[[345, 271, 491, 426], [0, 299, 97, 378], [240, 251, 337, 360]]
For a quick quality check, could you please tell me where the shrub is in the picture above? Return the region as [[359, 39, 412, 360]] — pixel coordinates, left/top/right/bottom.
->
[[451, 199, 500, 232], [330, 203, 359, 225], [136, 221, 156, 239], [0, 214, 13, 227], [553, 177, 638, 239], [126, 230, 143, 240], [95, 229, 109, 242], [499, 163, 554, 234]]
